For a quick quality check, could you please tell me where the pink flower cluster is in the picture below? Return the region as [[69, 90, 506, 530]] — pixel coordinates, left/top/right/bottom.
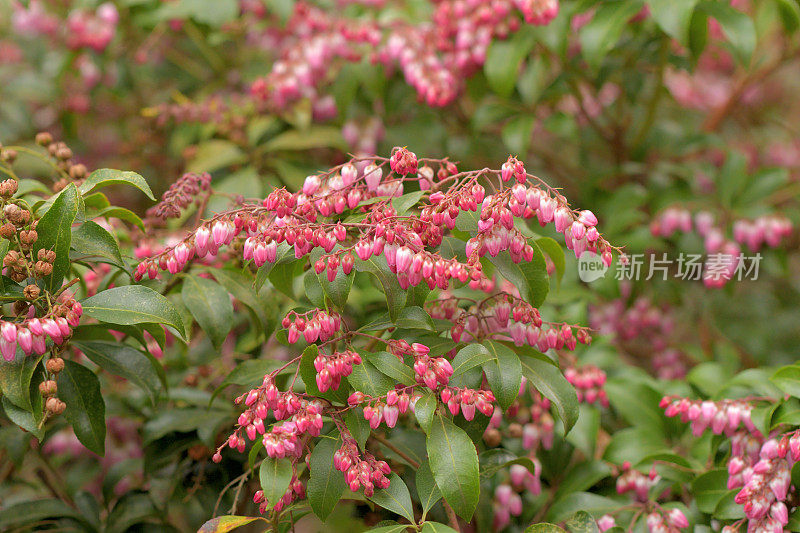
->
[[441, 387, 495, 420], [214, 378, 323, 460], [661, 396, 760, 438], [146, 172, 212, 223], [283, 309, 342, 345], [250, 0, 559, 111], [564, 365, 609, 407], [11, 1, 59, 38], [314, 350, 362, 392], [66, 3, 119, 52], [493, 483, 524, 529], [253, 477, 306, 514], [652, 208, 792, 287], [590, 292, 686, 379], [334, 438, 391, 496], [138, 150, 617, 312], [349, 389, 413, 429], [616, 462, 660, 502], [731, 435, 798, 533], [646, 508, 689, 533], [0, 295, 83, 361]]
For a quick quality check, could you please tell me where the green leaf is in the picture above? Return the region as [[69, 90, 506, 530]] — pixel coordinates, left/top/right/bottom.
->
[[713, 489, 746, 520], [698, 1, 756, 65], [416, 460, 442, 516], [525, 524, 567, 533], [93, 206, 145, 232], [74, 341, 162, 406], [347, 359, 396, 397], [415, 391, 438, 433], [33, 183, 79, 291], [354, 256, 406, 321], [366, 351, 416, 386], [422, 523, 460, 533], [0, 499, 90, 530], [427, 414, 480, 521], [519, 351, 578, 433], [555, 460, 613, 498], [603, 427, 667, 465], [211, 359, 282, 403], [482, 340, 523, 410], [79, 168, 155, 201], [450, 344, 494, 379], [0, 351, 43, 411], [546, 492, 621, 523], [259, 457, 294, 506], [774, 0, 800, 32], [579, 0, 645, 71], [604, 378, 666, 435], [487, 244, 549, 307], [392, 191, 426, 215], [181, 275, 234, 349], [264, 126, 347, 152], [648, 0, 700, 44], [2, 396, 44, 440], [82, 285, 186, 340], [308, 436, 347, 521], [536, 237, 566, 286], [484, 29, 536, 97], [502, 115, 536, 155], [57, 360, 106, 455], [692, 469, 731, 513], [143, 407, 230, 443], [369, 473, 415, 522], [209, 268, 271, 335], [771, 365, 800, 398], [565, 511, 600, 533], [688, 7, 709, 57], [198, 516, 267, 533], [71, 221, 125, 268]]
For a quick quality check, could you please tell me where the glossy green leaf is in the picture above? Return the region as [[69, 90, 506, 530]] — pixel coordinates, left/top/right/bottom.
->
[[487, 244, 549, 307], [79, 168, 155, 201], [74, 341, 162, 406], [484, 29, 536, 97], [427, 414, 480, 521], [81, 285, 186, 339], [579, 0, 645, 71], [415, 391, 438, 433], [565, 511, 600, 533], [307, 436, 347, 521], [771, 365, 800, 398], [347, 359, 396, 397], [2, 396, 44, 440], [519, 351, 578, 433], [208, 268, 270, 335], [366, 351, 416, 386], [692, 468, 730, 513], [450, 344, 493, 379], [181, 274, 234, 348], [71, 221, 125, 268], [0, 351, 43, 411], [259, 457, 294, 507], [354, 256, 406, 321], [698, 1, 756, 65], [33, 183, 79, 291], [57, 360, 106, 455], [369, 473, 415, 523], [416, 459, 442, 516], [525, 524, 567, 533], [93, 206, 145, 232], [422, 523, 460, 533], [482, 340, 522, 410], [648, 0, 700, 44]]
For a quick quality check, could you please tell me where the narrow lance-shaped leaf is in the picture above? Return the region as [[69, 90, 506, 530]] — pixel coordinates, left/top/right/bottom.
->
[[57, 360, 106, 455], [259, 457, 294, 507], [33, 183, 79, 292], [426, 413, 480, 521], [181, 274, 234, 349]]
